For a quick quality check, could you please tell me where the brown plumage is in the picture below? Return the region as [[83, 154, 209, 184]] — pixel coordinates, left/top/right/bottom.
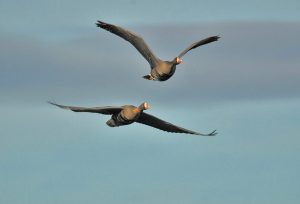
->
[[96, 20, 220, 81], [49, 101, 217, 136]]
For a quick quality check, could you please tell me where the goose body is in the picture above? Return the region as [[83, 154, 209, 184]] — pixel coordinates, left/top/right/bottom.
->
[[106, 105, 143, 127], [96, 20, 219, 81], [49, 101, 217, 136], [147, 60, 177, 81]]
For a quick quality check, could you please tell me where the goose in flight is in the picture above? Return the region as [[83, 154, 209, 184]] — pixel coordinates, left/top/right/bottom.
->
[[49, 101, 217, 136], [96, 20, 220, 81]]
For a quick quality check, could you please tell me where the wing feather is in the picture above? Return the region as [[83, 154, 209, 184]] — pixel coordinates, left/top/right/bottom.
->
[[137, 112, 217, 136], [178, 36, 220, 58], [48, 101, 122, 115], [96, 20, 160, 68]]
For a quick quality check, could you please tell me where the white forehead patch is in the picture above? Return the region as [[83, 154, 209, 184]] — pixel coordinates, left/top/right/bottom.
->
[[144, 102, 150, 109]]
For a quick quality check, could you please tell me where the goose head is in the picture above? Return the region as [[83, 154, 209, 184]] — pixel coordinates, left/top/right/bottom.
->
[[174, 57, 182, 65], [139, 102, 151, 110]]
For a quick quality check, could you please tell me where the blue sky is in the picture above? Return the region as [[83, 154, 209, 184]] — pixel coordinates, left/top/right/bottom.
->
[[1, 0, 300, 204], [1, 0, 300, 40]]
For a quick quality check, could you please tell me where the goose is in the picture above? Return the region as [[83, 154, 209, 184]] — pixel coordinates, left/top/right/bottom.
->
[[49, 101, 217, 136], [96, 20, 219, 81]]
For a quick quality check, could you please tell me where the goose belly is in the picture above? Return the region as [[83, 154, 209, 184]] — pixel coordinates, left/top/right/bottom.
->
[[153, 65, 176, 81], [106, 113, 135, 127]]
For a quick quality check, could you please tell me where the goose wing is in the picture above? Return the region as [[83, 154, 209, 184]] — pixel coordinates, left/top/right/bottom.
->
[[178, 36, 220, 58], [96, 20, 160, 68], [48, 101, 122, 115], [137, 112, 217, 136]]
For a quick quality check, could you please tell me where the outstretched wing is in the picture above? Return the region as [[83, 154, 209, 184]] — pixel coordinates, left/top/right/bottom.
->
[[48, 101, 122, 115], [96, 20, 160, 68], [178, 36, 220, 58], [137, 112, 217, 136]]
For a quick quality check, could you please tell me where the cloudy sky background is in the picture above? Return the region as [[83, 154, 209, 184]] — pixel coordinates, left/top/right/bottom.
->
[[1, 0, 300, 203]]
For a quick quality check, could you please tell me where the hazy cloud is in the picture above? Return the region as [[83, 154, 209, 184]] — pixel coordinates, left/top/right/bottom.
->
[[1, 22, 300, 106]]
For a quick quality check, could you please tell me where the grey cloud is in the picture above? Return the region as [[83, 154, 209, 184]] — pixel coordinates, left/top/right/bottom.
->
[[1, 22, 300, 106]]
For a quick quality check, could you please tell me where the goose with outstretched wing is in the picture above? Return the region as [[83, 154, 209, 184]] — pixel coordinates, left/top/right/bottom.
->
[[49, 101, 217, 136], [96, 20, 219, 81]]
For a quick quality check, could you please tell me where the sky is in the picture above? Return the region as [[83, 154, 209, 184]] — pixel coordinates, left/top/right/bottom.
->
[[1, 0, 300, 204]]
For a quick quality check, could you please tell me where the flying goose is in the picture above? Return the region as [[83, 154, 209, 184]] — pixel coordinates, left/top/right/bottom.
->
[[96, 20, 219, 81], [49, 101, 217, 136]]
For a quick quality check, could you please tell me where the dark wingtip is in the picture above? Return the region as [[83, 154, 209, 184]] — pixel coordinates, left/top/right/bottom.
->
[[95, 20, 107, 28], [48, 101, 61, 107], [47, 101, 67, 110], [195, 129, 217, 136], [208, 129, 218, 136], [212, 36, 220, 41], [47, 101, 56, 106]]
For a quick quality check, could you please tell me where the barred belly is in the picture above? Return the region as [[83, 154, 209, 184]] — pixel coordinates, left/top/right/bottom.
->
[[115, 113, 134, 125], [151, 66, 176, 81]]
